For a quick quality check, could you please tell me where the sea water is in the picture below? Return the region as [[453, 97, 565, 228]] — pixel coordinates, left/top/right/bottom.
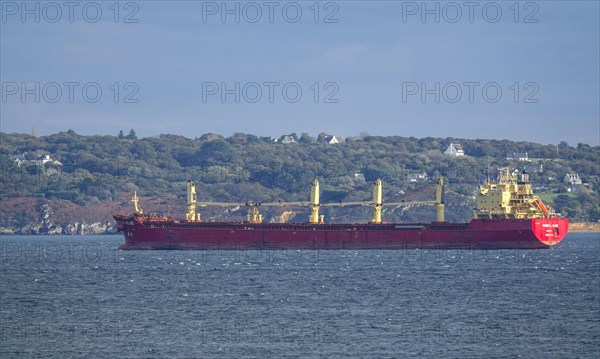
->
[[0, 233, 598, 358]]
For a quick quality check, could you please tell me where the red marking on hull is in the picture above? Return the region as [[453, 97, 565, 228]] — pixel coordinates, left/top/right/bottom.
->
[[114, 215, 568, 250]]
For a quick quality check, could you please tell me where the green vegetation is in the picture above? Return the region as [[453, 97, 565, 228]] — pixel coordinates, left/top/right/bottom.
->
[[536, 192, 575, 205], [1, 131, 598, 225]]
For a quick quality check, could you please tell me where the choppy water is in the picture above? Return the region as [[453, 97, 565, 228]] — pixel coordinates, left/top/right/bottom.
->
[[0, 233, 598, 358]]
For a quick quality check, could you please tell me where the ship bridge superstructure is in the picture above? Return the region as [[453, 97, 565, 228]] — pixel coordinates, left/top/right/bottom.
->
[[476, 167, 555, 219]]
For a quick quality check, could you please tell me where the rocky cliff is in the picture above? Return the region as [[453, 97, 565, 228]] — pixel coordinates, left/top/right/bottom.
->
[[0, 200, 119, 235]]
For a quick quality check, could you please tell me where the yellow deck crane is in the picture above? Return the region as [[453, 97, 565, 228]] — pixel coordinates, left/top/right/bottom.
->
[[184, 177, 445, 224]]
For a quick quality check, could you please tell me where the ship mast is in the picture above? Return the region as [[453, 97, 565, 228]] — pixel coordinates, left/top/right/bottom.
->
[[132, 191, 143, 214], [186, 181, 201, 221], [372, 179, 383, 223], [435, 177, 444, 222], [308, 179, 322, 224]]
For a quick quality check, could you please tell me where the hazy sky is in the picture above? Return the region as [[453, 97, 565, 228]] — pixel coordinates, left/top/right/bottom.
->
[[1, 1, 599, 145]]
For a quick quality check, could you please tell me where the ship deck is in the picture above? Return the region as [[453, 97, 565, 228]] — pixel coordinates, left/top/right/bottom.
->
[[116, 216, 470, 232]]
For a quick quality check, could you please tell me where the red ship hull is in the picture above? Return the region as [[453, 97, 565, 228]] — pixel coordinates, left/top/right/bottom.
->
[[114, 215, 568, 250]]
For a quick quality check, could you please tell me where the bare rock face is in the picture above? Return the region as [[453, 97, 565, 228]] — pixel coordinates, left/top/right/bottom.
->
[[64, 222, 80, 235], [0, 227, 15, 235], [19, 224, 42, 235], [46, 226, 63, 235], [38, 203, 63, 235], [4, 201, 118, 236], [61, 222, 117, 235], [83, 222, 106, 234], [270, 210, 297, 223]]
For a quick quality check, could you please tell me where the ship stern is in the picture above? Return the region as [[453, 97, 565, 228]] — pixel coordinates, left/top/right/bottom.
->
[[532, 217, 569, 246]]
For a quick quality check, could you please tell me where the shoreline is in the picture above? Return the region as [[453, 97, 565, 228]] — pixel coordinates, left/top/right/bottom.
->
[[568, 222, 600, 233], [2, 222, 599, 235]]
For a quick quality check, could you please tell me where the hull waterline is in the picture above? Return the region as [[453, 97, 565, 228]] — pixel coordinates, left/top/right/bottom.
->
[[114, 216, 568, 250]]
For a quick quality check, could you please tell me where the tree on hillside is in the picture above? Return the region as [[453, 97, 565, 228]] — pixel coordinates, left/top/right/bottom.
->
[[317, 132, 331, 142], [299, 133, 315, 143], [1, 131, 598, 227], [127, 129, 137, 140]]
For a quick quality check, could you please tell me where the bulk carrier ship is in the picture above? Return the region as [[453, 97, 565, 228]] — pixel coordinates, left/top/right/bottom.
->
[[114, 168, 568, 250]]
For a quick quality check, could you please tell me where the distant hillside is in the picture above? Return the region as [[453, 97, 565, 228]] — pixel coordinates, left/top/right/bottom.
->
[[1, 131, 598, 234]]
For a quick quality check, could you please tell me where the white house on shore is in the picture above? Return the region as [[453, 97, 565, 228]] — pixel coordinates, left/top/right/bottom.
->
[[564, 173, 582, 185], [280, 135, 297, 144], [11, 154, 62, 167], [323, 135, 339, 144], [354, 172, 366, 181], [507, 152, 530, 161], [11, 154, 27, 167], [407, 172, 427, 182], [444, 143, 464, 156], [30, 155, 62, 166], [564, 173, 586, 193]]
